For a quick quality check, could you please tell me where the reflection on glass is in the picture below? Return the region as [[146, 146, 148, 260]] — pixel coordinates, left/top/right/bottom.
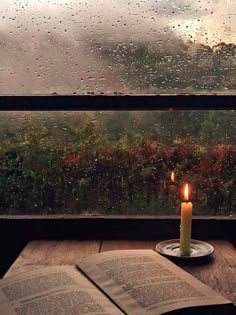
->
[[0, 0, 235, 94], [0, 111, 235, 215]]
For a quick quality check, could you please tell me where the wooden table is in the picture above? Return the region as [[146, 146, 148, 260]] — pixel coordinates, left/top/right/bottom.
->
[[4, 240, 236, 306]]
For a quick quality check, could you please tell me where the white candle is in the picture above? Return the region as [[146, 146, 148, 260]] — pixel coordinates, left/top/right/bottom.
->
[[180, 183, 193, 256]]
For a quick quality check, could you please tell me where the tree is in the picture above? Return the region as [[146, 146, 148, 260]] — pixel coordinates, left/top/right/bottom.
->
[[200, 111, 236, 145]]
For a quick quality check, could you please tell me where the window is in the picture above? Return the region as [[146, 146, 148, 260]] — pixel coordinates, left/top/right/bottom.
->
[[0, 0, 235, 94], [0, 1, 235, 217], [0, 109, 235, 216]]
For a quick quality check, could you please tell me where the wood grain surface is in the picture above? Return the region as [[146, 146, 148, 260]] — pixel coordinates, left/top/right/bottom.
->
[[4, 240, 236, 305], [4, 240, 100, 277]]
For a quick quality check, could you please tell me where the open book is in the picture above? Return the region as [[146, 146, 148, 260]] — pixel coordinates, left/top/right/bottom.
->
[[0, 250, 234, 315]]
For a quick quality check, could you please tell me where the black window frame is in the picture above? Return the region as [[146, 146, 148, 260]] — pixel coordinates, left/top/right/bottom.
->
[[0, 94, 235, 241], [0, 95, 235, 111]]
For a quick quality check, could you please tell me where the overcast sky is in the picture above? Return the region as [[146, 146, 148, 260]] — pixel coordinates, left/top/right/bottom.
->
[[0, 0, 235, 94]]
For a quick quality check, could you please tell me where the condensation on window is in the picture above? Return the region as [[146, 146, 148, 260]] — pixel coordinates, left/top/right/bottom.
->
[[0, 111, 235, 215], [0, 0, 235, 95]]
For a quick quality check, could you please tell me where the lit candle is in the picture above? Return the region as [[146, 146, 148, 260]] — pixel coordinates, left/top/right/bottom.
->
[[171, 171, 175, 184], [180, 183, 193, 256]]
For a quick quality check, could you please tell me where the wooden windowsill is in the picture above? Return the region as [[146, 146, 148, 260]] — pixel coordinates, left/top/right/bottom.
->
[[0, 216, 235, 240]]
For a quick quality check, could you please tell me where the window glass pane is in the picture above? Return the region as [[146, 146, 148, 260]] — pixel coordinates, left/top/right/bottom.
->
[[0, 110, 235, 215], [0, 0, 235, 95]]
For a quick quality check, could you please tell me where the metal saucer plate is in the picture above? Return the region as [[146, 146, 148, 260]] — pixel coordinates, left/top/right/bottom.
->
[[155, 239, 214, 261]]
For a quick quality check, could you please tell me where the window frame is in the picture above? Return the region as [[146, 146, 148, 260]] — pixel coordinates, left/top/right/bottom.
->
[[0, 95, 235, 241], [0, 95, 235, 110]]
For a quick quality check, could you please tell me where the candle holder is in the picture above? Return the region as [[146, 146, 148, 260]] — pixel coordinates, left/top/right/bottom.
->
[[155, 239, 214, 264]]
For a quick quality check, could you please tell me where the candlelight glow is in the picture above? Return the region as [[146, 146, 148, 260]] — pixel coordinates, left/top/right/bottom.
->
[[184, 183, 189, 202], [171, 171, 175, 183]]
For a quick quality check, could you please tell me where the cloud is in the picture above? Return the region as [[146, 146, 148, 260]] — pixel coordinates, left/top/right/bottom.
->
[[0, 0, 235, 94]]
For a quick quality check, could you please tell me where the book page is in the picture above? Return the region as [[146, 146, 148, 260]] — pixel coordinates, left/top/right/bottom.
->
[[78, 250, 232, 315], [0, 266, 124, 315]]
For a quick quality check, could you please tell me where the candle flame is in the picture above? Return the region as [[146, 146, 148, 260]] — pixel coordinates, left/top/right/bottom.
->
[[184, 183, 189, 201], [171, 171, 175, 183]]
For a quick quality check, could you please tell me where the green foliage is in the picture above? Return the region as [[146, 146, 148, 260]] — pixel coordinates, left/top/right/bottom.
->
[[200, 111, 236, 145], [0, 111, 235, 215], [100, 41, 236, 91]]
